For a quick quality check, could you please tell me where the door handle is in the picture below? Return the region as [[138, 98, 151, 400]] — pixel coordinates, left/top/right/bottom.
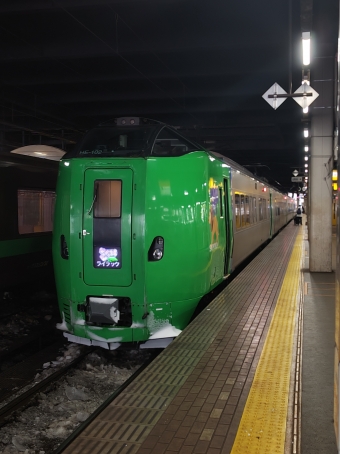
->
[[82, 230, 91, 236]]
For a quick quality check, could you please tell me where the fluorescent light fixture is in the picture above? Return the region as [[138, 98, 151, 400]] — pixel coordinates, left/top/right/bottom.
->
[[304, 146, 309, 152], [304, 156, 308, 161], [304, 128, 309, 138], [305, 169, 308, 173], [305, 163, 308, 167], [303, 106, 309, 114], [302, 32, 311, 66]]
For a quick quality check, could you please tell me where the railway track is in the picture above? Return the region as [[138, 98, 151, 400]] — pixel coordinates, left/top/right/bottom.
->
[[54, 353, 157, 453], [0, 345, 157, 453], [0, 344, 95, 427]]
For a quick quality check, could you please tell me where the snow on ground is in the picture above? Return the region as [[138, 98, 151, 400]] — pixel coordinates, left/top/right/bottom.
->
[[0, 344, 151, 453]]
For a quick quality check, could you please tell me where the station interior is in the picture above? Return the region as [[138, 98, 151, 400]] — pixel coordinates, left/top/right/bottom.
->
[[1, 1, 340, 453]]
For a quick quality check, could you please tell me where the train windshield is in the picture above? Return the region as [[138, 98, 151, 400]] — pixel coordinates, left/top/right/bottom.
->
[[68, 126, 156, 158], [64, 123, 202, 159]]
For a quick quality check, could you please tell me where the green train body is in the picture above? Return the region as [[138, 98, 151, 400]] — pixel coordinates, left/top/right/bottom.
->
[[0, 153, 58, 290], [52, 118, 294, 349]]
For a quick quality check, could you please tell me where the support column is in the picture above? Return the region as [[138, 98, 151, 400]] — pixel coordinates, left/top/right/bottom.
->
[[309, 54, 334, 272]]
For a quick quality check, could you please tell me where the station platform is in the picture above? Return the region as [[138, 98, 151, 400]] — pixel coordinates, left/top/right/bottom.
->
[[61, 217, 337, 454]]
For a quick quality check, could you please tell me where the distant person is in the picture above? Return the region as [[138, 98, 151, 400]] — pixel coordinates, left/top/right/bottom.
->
[[295, 206, 302, 225], [302, 205, 305, 214]]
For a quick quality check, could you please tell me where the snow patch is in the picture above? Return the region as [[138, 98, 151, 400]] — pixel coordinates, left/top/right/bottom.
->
[[131, 322, 145, 328], [146, 311, 181, 339], [56, 313, 68, 331], [149, 325, 182, 339], [73, 316, 86, 325]]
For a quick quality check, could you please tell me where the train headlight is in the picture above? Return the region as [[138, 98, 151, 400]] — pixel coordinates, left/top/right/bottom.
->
[[153, 249, 163, 260], [148, 236, 164, 261]]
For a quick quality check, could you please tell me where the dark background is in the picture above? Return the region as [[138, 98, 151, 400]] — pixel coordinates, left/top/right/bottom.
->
[[0, 0, 338, 191]]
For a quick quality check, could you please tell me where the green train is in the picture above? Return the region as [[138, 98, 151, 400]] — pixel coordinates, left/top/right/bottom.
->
[[52, 117, 295, 349], [0, 152, 58, 292]]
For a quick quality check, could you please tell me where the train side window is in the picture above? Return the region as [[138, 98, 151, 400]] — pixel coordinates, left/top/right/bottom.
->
[[235, 193, 240, 229], [240, 195, 245, 227], [18, 189, 55, 234], [259, 198, 263, 221], [245, 195, 250, 225], [263, 198, 267, 219], [252, 197, 257, 223], [94, 180, 121, 218]]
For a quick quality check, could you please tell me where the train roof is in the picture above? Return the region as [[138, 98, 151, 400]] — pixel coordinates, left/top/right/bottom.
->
[[210, 151, 290, 196], [61, 117, 290, 197]]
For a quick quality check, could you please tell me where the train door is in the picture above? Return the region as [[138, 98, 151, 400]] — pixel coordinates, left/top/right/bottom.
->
[[223, 177, 233, 276], [82, 168, 133, 287]]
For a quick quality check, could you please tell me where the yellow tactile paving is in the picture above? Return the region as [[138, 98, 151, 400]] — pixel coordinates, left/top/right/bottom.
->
[[230, 228, 303, 454]]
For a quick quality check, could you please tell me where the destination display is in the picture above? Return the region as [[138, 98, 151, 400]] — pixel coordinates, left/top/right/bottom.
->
[[94, 246, 121, 268]]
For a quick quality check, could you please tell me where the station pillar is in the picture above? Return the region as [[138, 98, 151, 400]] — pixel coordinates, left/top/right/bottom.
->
[[309, 54, 334, 272]]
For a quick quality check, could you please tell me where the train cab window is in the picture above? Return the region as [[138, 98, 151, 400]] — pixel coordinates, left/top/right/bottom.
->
[[94, 180, 121, 218], [18, 190, 55, 234], [69, 126, 154, 158], [152, 128, 198, 157]]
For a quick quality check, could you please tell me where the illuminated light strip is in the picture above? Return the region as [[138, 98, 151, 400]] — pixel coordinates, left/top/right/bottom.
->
[[230, 228, 303, 454]]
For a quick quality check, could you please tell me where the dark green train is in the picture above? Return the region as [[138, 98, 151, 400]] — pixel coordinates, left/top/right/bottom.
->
[[52, 117, 295, 349], [0, 152, 58, 291]]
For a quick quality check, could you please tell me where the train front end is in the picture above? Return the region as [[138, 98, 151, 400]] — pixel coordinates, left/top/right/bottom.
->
[[52, 118, 227, 349]]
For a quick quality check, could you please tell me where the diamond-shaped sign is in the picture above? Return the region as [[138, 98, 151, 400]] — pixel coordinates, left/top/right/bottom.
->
[[262, 83, 287, 110], [293, 82, 319, 108]]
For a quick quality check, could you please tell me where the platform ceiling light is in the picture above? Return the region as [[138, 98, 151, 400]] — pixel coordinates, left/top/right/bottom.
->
[[305, 163, 308, 167], [304, 128, 309, 138], [303, 106, 309, 114], [304, 156, 308, 161], [304, 146, 309, 152], [305, 168, 308, 173], [302, 32, 311, 66]]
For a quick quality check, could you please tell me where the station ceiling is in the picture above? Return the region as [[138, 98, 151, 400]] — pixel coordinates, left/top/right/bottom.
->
[[0, 0, 338, 192]]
